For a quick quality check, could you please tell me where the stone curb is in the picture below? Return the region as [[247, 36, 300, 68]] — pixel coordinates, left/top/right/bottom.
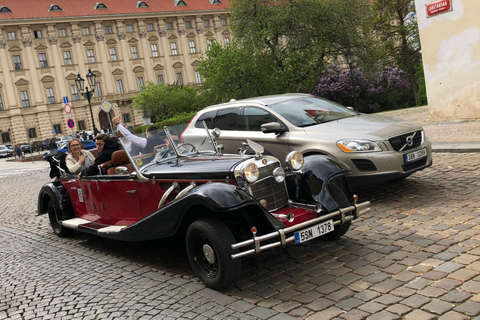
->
[[432, 142, 480, 153]]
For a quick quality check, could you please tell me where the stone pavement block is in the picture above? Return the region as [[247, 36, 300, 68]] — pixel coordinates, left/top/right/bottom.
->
[[374, 294, 400, 305], [404, 309, 436, 320], [461, 281, 480, 294], [385, 303, 412, 316], [305, 298, 336, 312], [418, 286, 445, 298], [422, 299, 454, 315], [438, 311, 470, 320], [454, 253, 480, 265], [366, 311, 399, 320], [405, 278, 432, 290], [440, 290, 473, 303], [335, 298, 363, 311], [369, 279, 403, 294], [449, 268, 478, 281], [357, 301, 385, 314], [327, 288, 354, 302], [393, 270, 418, 282], [305, 306, 343, 320], [434, 262, 464, 273], [432, 278, 462, 290], [454, 301, 480, 317], [401, 294, 430, 308], [338, 309, 369, 320], [271, 301, 300, 313], [422, 270, 448, 280], [354, 290, 381, 302]]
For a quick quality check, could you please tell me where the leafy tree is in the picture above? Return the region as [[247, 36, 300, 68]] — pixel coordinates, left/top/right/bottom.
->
[[131, 83, 197, 122], [371, 0, 424, 106]]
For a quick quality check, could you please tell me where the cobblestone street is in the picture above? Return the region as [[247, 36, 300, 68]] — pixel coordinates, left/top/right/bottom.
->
[[1, 153, 480, 319]]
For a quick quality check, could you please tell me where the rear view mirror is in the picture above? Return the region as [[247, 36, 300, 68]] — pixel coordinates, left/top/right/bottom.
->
[[261, 122, 287, 134]]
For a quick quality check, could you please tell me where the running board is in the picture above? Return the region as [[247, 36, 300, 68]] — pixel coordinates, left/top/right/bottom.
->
[[61, 218, 128, 234]]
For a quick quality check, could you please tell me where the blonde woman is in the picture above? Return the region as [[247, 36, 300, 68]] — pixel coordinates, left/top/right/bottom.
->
[[65, 138, 95, 174]]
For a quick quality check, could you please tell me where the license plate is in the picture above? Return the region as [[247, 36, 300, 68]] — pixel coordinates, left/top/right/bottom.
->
[[404, 148, 427, 163], [295, 219, 334, 244]]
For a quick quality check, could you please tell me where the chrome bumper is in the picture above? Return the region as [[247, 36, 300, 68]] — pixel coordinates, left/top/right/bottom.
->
[[231, 201, 370, 259]]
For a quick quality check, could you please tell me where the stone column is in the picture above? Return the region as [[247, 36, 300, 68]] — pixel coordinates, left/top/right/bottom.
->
[[116, 21, 135, 92], [95, 22, 115, 94], [21, 26, 44, 104], [157, 18, 174, 84], [137, 20, 155, 82], [0, 29, 18, 107]]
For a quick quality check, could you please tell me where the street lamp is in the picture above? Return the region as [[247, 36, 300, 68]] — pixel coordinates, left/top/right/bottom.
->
[[75, 68, 98, 135], [345, 49, 357, 111]]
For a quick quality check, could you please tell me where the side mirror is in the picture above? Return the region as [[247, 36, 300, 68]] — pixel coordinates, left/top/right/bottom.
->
[[261, 122, 287, 134]]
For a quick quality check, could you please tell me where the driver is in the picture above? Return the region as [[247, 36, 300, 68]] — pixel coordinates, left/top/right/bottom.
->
[[112, 116, 165, 155]]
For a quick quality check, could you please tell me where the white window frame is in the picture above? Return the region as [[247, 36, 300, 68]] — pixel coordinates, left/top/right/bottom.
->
[[105, 26, 113, 34], [63, 51, 72, 65], [87, 49, 95, 63], [116, 79, 124, 94], [46, 87, 55, 104], [157, 75, 164, 84], [195, 71, 202, 84], [70, 85, 80, 101], [58, 29, 67, 37], [147, 23, 154, 31], [82, 27, 90, 35], [109, 47, 118, 61], [176, 73, 183, 86], [131, 45, 139, 59], [13, 55, 22, 70], [95, 82, 103, 97], [7, 31, 16, 40], [20, 91, 30, 107], [137, 77, 145, 91], [39, 53, 48, 68], [151, 44, 159, 57], [189, 40, 196, 54], [170, 42, 178, 55], [126, 25, 134, 33]]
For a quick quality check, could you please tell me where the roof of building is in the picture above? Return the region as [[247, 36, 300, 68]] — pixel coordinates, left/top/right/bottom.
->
[[0, 0, 229, 22]]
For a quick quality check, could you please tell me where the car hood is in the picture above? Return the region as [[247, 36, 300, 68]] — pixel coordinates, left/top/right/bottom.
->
[[302, 114, 423, 141], [140, 153, 250, 179]]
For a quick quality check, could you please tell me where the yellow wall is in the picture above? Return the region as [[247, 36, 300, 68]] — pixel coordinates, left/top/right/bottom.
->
[[415, 0, 480, 121]]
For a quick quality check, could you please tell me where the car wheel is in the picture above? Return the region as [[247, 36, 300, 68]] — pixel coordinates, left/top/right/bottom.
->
[[321, 183, 351, 241], [48, 200, 73, 238], [186, 217, 241, 290]]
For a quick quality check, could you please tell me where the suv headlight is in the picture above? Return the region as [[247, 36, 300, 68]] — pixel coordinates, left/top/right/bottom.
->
[[286, 151, 304, 171], [337, 140, 382, 152], [241, 162, 259, 183]]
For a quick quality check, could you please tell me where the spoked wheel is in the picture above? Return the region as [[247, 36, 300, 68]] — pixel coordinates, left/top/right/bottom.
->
[[48, 200, 73, 238], [321, 183, 351, 241], [186, 217, 241, 290]]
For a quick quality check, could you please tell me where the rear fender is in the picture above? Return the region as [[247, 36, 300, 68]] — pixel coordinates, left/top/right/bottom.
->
[[37, 182, 74, 219], [287, 154, 350, 211]]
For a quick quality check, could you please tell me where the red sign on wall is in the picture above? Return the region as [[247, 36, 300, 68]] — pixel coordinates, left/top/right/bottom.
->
[[426, 0, 452, 18]]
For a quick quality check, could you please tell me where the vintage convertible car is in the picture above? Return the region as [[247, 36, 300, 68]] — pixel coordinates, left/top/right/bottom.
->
[[37, 125, 370, 290]]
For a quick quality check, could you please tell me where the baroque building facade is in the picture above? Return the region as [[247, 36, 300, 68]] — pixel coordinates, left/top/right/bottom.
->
[[0, 0, 231, 146]]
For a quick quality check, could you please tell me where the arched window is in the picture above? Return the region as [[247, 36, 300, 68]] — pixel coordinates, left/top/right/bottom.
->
[[94, 3, 108, 9], [0, 6, 13, 13], [48, 5, 63, 11]]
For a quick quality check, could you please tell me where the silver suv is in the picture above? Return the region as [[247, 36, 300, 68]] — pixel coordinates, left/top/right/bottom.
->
[[181, 94, 433, 190], [0, 145, 11, 158]]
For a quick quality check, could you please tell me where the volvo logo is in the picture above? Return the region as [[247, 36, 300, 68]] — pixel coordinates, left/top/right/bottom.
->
[[406, 134, 415, 147]]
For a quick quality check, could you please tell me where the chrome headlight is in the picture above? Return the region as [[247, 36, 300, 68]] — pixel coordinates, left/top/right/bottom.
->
[[273, 167, 285, 183], [286, 151, 304, 171], [337, 139, 382, 152], [241, 162, 259, 183]]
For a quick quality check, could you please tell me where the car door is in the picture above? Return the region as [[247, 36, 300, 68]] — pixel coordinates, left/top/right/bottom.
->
[[237, 107, 291, 159], [211, 107, 243, 154]]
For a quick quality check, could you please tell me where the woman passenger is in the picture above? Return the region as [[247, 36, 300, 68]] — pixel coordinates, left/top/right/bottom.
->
[[65, 138, 95, 174]]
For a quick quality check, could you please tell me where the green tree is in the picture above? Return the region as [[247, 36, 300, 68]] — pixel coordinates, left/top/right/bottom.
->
[[372, 0, 424, 106], [131, 83, 197, 122]]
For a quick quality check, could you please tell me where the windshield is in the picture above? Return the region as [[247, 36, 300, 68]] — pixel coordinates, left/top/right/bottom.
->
[[269, 96, 358, 127]]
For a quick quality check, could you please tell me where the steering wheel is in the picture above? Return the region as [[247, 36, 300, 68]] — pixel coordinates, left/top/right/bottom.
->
[[154, 143, 197, 162], [176, 143, 196, 154]]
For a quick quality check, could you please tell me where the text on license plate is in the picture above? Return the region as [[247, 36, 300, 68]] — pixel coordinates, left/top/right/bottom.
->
[[295, 219, 334, 244], [404, 148, 427, 163]]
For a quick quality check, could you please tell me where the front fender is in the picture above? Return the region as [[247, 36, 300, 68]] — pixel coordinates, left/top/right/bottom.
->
[[287, 154, 350, 211], [37, 182, 74, 219]]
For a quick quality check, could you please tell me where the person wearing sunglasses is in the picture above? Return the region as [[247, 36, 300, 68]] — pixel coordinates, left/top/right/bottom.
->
[[65, 138, 95, 174]]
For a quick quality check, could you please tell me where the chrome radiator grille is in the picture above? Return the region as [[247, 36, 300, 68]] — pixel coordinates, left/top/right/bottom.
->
[[248, 163, 289, 212], [389, 130, 424, 152]]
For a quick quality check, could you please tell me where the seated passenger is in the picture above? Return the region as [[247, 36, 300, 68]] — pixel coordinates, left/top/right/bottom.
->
[[81, 134, 122, 177], [65, 138, 95, 174], [112, 116, 165, 155]]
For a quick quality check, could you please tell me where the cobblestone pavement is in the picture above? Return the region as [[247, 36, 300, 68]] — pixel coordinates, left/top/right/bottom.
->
[[1, 153, 480, 319]]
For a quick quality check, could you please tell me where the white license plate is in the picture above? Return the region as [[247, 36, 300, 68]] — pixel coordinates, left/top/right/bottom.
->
[[295, 219, 334, 244], [404, 148, 427, 163]]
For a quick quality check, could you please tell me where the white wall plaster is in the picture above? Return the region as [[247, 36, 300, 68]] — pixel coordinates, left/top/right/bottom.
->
[[416, 0, 464, 30]]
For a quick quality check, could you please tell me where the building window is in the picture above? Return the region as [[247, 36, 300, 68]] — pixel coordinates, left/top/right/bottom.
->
[[63, 51, 72, 65], [170, 42, 178, 55], [185, 21, 192, 29], [195, 71, 201, 84], [116, 79, 124, 94], [157, 75, 164, 84], [34, 30, 42, 38], [137, 77, 144, 91], [166, 22, 173, 30], [28, 128, 37, 139], [105, 26, 113, 34], [7, 31, 16, 40], [189, 40, 196, 53], [109, 47, 118, 61], [86, 49, 95, 63], [20, 91, 30, 107], [58, 29, 67, 37], [70, 85, 80, 101], [123, 113, 131, 123], [82, 27, 90, 35], [46, 87, 55, 104], [13, 55, 22, 70], [203, 20, 210, 27], [2, 132, 11, 143], [95, 82, 102, 97], [147, 23, 154, 31], [176, 73, 183, 86], [0, 94, 3, 111], [39, 53, 48, 68], [224, 37, 230, 47], [151, 44, 159, 57], [221, 19, 227, 26], [130, 45, 139, 59], [207, 39, 213, 51], [78, 120, 86, 130], [126, 25, 134, 33], [53, 124, 62, 135]]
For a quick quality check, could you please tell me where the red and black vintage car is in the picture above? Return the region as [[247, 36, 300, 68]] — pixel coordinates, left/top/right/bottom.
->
[[37, 126, 369, 290]]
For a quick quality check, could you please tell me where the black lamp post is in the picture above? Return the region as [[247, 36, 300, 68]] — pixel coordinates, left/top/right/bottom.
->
[[75, 68, 98, 135], [345, 49, 357, 111]]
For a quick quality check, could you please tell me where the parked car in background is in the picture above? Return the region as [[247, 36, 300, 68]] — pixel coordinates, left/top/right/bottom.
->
[[38, 125, 369, 290], [20, 144, 31, 154], [60, 135, 73, 143], [5, 144, 13, 155], [0, 145, 11, 158], [43, 140, 96, 159], [182, 93, 433, 191]]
